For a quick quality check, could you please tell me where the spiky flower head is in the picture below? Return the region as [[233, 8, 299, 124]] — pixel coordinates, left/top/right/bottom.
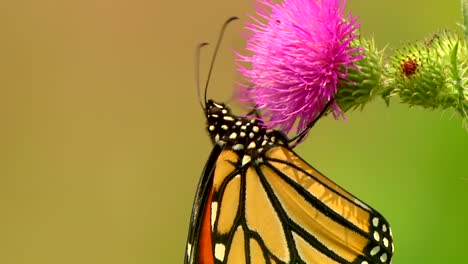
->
[[236, 0, 362, 133], [335, 37, 387, 112], [387, 31, 468, 126]]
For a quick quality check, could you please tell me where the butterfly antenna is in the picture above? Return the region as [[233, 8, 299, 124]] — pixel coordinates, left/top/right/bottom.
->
[[203, 16, 239, 106], [196, 42, 209, 109]]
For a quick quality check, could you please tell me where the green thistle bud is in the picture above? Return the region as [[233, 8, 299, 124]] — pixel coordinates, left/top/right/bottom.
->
[[387, 31, 468, 125], [336, 37, 387, 112]]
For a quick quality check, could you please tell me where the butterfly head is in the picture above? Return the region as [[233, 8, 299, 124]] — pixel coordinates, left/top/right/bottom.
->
[[205, 100, 235, 142], [206, 99, 229, 117]]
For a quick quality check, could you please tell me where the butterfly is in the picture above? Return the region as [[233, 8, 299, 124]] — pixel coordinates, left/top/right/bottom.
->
[[185, 17, 394, 264]]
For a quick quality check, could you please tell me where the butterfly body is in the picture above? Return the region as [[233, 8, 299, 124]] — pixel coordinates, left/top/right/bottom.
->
[[205, 99, 286, 162]]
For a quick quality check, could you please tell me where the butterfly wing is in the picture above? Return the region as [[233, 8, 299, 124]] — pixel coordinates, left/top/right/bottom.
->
[[185, 145, 222, 264], [198, 146, 394, 264], [260, 146, 394, 263]]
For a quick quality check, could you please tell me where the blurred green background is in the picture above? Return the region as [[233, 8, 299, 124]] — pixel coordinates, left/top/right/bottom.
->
[[0, 0, 466, 263]]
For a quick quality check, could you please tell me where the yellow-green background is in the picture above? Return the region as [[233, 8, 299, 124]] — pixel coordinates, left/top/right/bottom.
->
[[1, 0, 467, 263]]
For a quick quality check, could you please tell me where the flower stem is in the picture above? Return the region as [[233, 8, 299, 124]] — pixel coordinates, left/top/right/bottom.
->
[[336, 32, 467, 128]]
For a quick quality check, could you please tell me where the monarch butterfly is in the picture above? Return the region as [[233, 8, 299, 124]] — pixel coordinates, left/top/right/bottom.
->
[[185, 17, 394, 264]]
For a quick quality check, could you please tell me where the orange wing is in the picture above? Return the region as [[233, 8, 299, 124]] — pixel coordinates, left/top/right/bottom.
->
[[186, 146, 393, 264]]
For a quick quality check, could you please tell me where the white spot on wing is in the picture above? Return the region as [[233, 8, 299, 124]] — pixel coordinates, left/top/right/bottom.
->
[[187, 243, 192, 258], [240, 131, 246, 137], [252, 126, 259, 132], [214, 243, 226, 261], [383, 237, 389, 248], [221, 125, 228, 130], [361, 261, 368, 264], [373, 231, 380, 241], [372, 217, 379, 227], [224, 116, 234, 121], [209, 125, 215, 131], [382, 224, 387, 232], [370, 246, 380, 256], [247, 142, 256, 149], [211, 202, 218, 229], [380, 253, 388, 262], [229, 133, 237, 139], [242, 155, 251, 165]]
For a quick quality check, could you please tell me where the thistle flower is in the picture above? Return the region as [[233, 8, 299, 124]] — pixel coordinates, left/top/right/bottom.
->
[[236, 0, 362, 133]]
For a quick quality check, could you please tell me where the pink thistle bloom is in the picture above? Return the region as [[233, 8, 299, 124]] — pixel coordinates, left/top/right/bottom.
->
[[237, 0, 362, 133]]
